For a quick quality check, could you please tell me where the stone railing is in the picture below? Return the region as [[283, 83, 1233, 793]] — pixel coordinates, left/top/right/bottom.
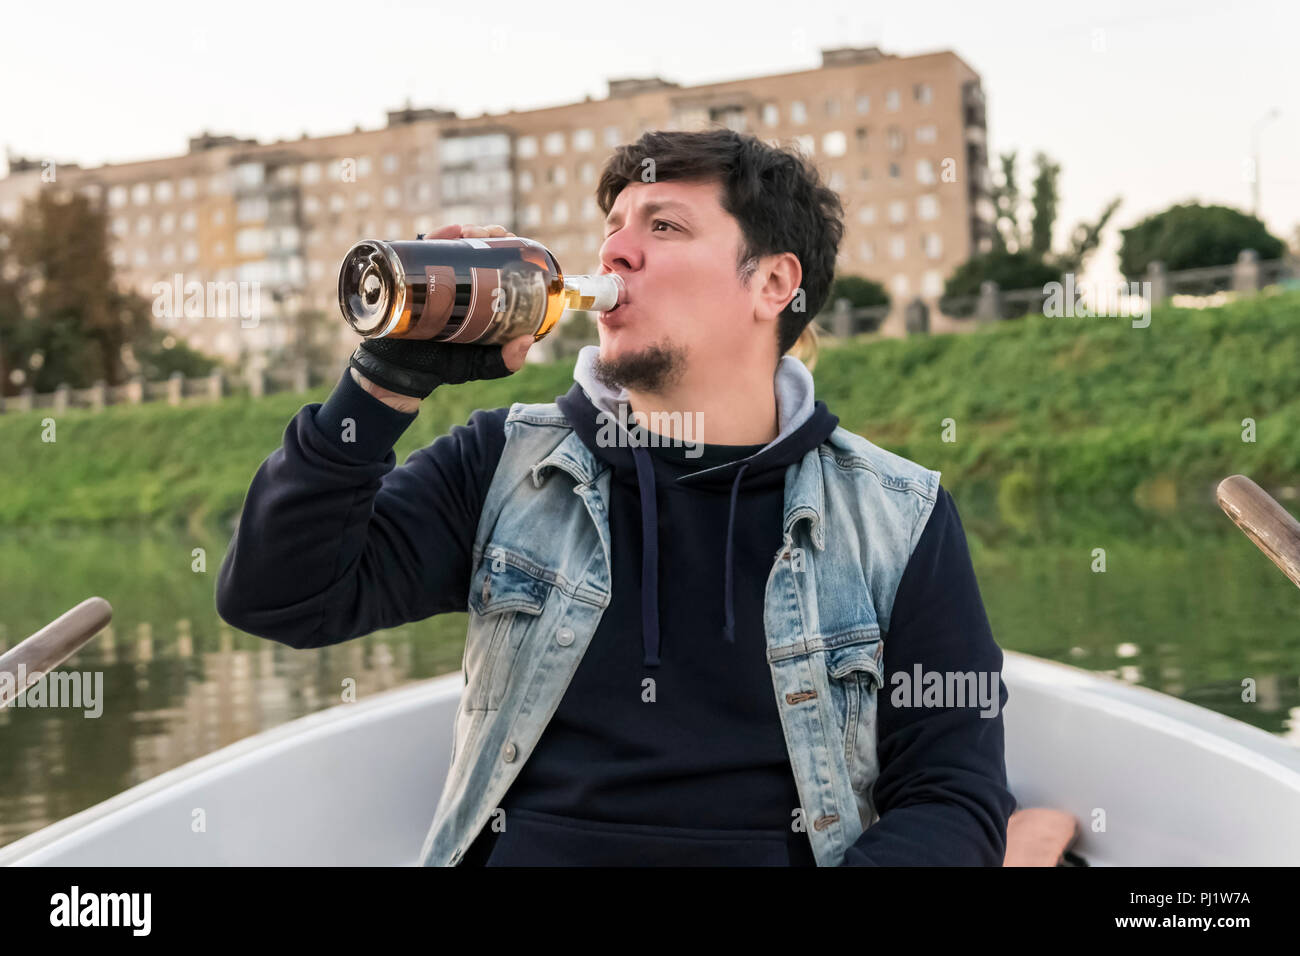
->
[[0, 359, 327, 415]]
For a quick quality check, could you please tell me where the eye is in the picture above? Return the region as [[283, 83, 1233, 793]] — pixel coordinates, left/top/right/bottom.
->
[[651, 220, 677, 233]]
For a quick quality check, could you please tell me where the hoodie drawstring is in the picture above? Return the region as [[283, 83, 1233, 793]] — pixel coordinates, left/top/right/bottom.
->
[[631, 445, 751, 666], [721, 463, 749, 644], [631, 445, 661, 667]]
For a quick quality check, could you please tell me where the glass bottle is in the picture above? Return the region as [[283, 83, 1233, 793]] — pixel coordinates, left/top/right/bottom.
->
[[337, 237, 624, 344]]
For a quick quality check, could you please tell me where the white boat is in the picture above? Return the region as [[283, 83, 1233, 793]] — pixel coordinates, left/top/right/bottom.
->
[[3, 476, 1298, 866]]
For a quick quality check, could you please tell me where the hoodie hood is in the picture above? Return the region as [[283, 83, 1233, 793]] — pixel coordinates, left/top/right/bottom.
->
[[557, 346, 839, 667]]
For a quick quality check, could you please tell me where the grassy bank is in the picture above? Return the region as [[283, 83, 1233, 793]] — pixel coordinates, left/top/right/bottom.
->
[[2, 289, 1298, 530]]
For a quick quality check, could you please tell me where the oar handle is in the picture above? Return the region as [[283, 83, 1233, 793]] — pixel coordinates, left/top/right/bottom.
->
[[1216, 475, 1300, 590], [0, 597, 113, 709]]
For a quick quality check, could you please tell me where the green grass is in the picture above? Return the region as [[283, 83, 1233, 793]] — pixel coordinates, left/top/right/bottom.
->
[[2, 289, 1298, 530]]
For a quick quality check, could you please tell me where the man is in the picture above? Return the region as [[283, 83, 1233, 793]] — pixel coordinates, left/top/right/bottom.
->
[[216, 128, 1016, 866]]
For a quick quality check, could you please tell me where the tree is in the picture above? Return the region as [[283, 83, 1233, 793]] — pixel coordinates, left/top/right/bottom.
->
[[1118, 203, 1286, 279], [0, 189, 158, 394], [945, 150, 1121, 299], [821, 274, 890, 310], [1029, 152, 1061, 257], [943, 251, 1063, 299]]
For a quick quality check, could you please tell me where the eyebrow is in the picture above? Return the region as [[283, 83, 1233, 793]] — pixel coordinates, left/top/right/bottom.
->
[[603, 200, 694, 230]]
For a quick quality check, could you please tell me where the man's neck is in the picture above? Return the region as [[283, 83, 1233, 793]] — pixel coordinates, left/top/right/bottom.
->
[[624, 363, 780, 446]]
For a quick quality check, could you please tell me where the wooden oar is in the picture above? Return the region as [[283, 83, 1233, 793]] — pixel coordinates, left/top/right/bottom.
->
[[1216, 475, 1300, 590], [0, 597, 112, 709]]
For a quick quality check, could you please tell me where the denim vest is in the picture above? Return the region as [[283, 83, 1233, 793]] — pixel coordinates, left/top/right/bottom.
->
[[418, 400, 940, 867]]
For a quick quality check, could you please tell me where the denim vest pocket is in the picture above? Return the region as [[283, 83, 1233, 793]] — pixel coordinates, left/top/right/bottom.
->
[[464, 552, 552, 712], [823, 633, 883, 794]]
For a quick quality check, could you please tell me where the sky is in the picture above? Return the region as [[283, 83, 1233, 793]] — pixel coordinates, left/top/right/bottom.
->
[[2, 0, 1296, 283]]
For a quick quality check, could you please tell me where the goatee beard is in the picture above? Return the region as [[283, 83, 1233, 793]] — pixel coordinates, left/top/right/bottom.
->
[[591, 342, 687, 393]]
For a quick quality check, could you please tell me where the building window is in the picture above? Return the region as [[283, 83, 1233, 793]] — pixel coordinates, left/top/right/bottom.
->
[[795, 134, 814, 156], [304, 196, 320, 215], [822, 131, 847, 157], [892, 274, 909, 297], [859, 240, 875, 262], [888, 200, 906, 224], [579, 162, 594, 183], [857, 204, 876, 225], [825, 97, 840, 118], [355, 191, 371, 209], [890, 236, 906, 260], [132, 183, 151, 205], [161, 244, 176, 265], [179, 178, 196, 199], [329, 194, 345, 213], [762, 103, 779, 126], [916, 159, 936, 184], [384, 186, 400, 207], [855, 127, 868, 151], [790, 100, 806, 124], [111, 216, 128, 236], [918, 195, 939, 220], [213, 208, 225, 226], [914, 83, 932, 105], [582, 197, 598, 221], [181, 211, 196, 231], [382, 153, 399, 173], [155, 181, 174, 203], [234, 163, 264, 189], [573, 128, 594, 151], [236, 198, 268, 222], [544, 132, 566, 155], [916, 124, 937, 144], [923, 270, 943, 297], [111, 248, 127, 267], [885, 89, 900, 111], [923, 233, 942, 259], [553, 200, 569, 224], [604, 126, 621, 147], [235, 229, 265, 255], [858, 166, 871, 183], [887, 127, 904, 152], [357, 156, 372, 177], [136, 215, 151, 236], [550, 165, 567, 186], [302, 163, 320, 184], [160, 212, 175, 233], [889, 163, 901, 180], [855, 93, 870, 114], [108, 185, 128, 207], [523, 204, 541, 227], [518, 170, 534, 191], [133, 248, 149, 267]]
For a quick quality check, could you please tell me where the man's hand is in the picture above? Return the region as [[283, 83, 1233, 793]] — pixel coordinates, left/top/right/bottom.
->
[[349, 223, 532, 412]]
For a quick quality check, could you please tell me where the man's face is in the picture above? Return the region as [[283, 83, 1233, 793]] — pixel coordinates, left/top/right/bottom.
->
[[594, 179, 758, 392]]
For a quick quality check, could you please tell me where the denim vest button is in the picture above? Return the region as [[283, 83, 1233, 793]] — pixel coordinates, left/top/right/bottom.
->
[[556, 626, 575, 646], [503, 742, 517, 762]]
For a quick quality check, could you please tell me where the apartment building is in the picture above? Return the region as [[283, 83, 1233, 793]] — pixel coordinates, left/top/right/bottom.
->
[[0, 45, 991, 365]]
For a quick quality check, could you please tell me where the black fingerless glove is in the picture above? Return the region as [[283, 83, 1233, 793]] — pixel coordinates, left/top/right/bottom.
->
[[348, 337, 513, 400]]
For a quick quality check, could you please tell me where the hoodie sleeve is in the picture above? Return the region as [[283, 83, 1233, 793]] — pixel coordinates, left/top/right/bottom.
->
[[840, 485, 1017, 866], [215, 368, 509, 650]]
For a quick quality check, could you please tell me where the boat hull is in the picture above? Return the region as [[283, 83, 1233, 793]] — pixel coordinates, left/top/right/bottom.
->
[[2, 652, 1298, 866]]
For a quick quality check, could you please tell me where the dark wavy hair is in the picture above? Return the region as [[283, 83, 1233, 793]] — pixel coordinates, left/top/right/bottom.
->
[[596, 128, 844, 354]]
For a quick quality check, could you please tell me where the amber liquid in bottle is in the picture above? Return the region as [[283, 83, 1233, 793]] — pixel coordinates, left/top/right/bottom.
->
[[338, 237, 622, 344]]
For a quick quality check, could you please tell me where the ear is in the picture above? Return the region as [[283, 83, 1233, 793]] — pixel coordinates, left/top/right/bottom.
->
[[753, 252, 803, 325]]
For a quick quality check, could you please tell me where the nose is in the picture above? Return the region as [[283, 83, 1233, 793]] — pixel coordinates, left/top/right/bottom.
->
[[598, 226, 641, 276]]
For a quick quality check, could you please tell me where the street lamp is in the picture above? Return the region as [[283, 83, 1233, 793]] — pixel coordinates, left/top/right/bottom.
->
[[1251, 108, 1280, 218]]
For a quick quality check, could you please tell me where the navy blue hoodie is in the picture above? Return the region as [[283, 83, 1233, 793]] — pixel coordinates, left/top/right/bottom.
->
[[216, 361, 1015, 866]]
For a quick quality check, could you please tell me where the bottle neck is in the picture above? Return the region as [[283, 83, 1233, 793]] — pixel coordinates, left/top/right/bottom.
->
[[563, 272, 624, 312]]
